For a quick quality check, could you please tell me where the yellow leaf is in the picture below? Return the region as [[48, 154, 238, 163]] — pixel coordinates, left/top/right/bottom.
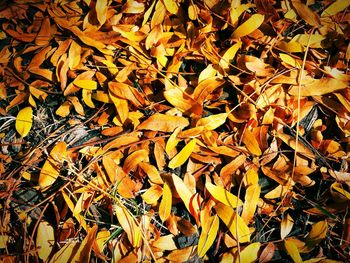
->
[[152, 234, 178, 251], [165, 127, 181, 156], [331, 182, 350, 200], [36, 221, 55, 261], [159, 182, 172, 222], [232, 14, 265, 38], [196, 113, 228, 131], [138, 162, 163, 184], [68, 40, 81, 70], [234, 242, 261, 263], [285, 239, 303, 263], [264, 184, 289, 199], [49, 242, 79, 263], [15, 107, 33, 137], [71, 225, 98, 262], [138, 113, 189, 132], [321, 0, 350, 17], [39, 142, 67, 189], [279, 53, 300, 68], [242, 129, 262, 156], [141, 184, 163, 205], [198, 64, 217, 83], [168, 139, 196, 169], [291, 34, 325, 48], [95, 229, 110, 255], [95, 0, 108, 25], [281, 214, 294, 240], [56, 101, 72, 117], [289, 78, 348, 97], [163, 0, 179, 14], [220, 42, 242, 70], [0, 234, 8, 249], [82, 89, 95, 108], [215, 203, 251, 243], [73, 80, 97, 90], [277, 41, 304, 53], [206, 182, 243, 208], [198, 215, 219, 258], [171, 174, 199, 222], [241, 184, 260, 223], [291, 0, 321, 27], [305, 221, 328, 248], [115, 206, 142, 247], [101, 60, 118, 75], [193, 77, 225, 105]]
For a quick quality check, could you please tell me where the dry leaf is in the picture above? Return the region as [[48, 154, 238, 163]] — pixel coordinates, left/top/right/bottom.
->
[[15, 107, 33, 137], [168, 139, 196, 169], [159, 182, 172, 222], [198, 215, 219, 258], [232, 14, 265, 38], [138, 113, 189, 132], [281, 214, 294, 240]]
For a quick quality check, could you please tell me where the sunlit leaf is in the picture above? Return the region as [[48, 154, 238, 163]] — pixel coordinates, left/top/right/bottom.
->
[[73, 80, 98, 90], [232, 14, 265, 38], [215, 203, 251, 243], [198, 215, 219, 258], [159, 182, 172, 222], [241, 184, 260, 222], [291, 0, 321, 27], [196, 113, 228, 131], [168, 139, 196, 169], [15, 107, 33, 137], [242, 129, 262, 156], [206, 182, 243, 208]]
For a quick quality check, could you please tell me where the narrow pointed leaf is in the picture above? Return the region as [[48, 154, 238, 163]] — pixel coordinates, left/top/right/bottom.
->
[[168, 139, 196, 169], [206, 182, 243, 208], [159, 182, 172, 222], [198, 215, 219, 258]]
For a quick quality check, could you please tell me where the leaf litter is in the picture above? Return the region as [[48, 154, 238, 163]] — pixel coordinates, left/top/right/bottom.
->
[[0, 0, 349, 262]]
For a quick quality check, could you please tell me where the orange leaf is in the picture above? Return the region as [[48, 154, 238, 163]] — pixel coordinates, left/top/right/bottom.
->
[[288, 78, 348, 96], [193, 77, 225, 105], [71, 225, 98, 263], [138, 113, 189, 132], [291, 0, 321, 27], [242, 129, 262, 156]]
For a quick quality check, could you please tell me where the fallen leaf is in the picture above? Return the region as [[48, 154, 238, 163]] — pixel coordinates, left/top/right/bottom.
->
[[232, 14, 265, 38], [198, 215, 219, 258], [168, 139, 196, 169], [285, 239, 303, 263], [281, 214, 294, 240], [36, 221, 55, 261], [138, 113, 189, 132], [159, 182, 172, 222], [115, 206, 142, 247], [15, 107, 33, 137], [206, 182, 243, 208]]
